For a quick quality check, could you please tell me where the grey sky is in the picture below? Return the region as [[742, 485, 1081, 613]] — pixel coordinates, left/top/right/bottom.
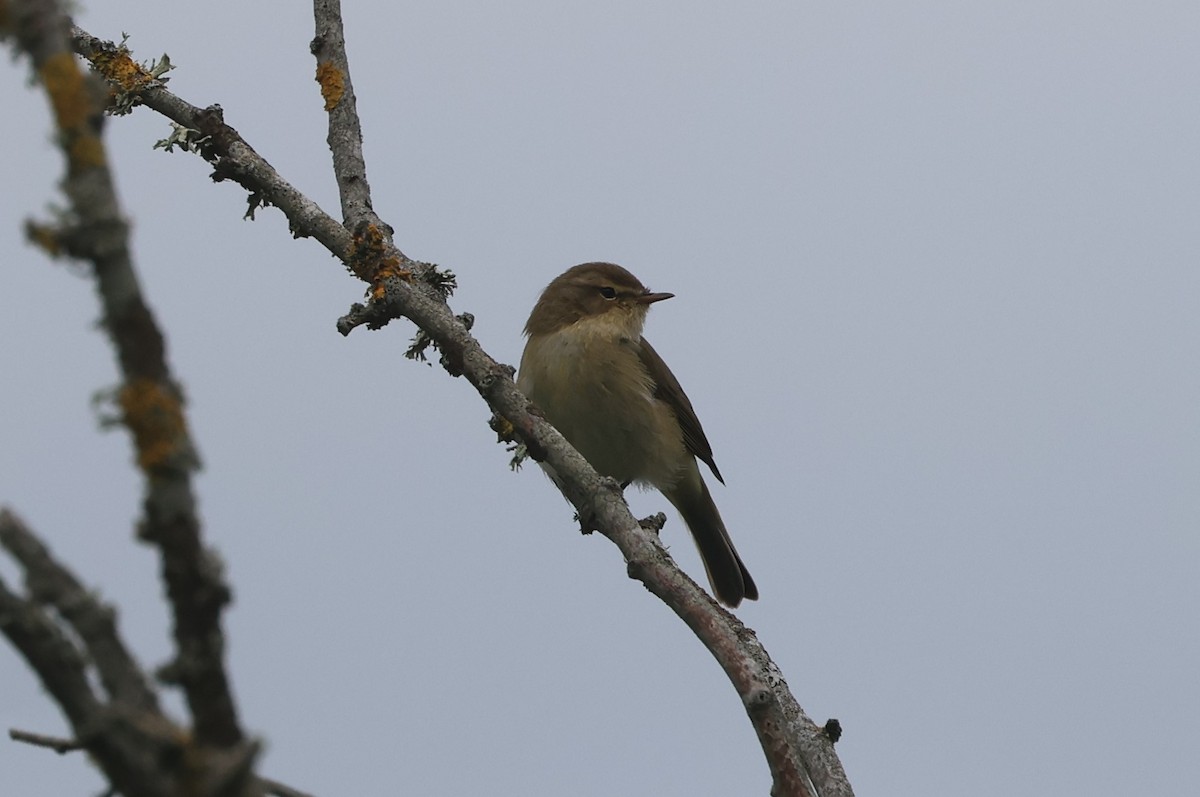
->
[[2, 2, 1197, 795]]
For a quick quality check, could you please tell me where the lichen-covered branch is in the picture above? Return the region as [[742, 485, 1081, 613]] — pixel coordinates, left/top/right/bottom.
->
[[8, 0, 243, 754], [311, 0, 390, 244], [3, 508, 318, 796], [0, 509, 221, 797], [0, 510, 158, 713]]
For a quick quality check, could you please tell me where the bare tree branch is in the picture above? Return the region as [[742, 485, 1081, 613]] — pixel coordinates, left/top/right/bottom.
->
[[8, 0, 243, 752], [9, 727, 313, 797], [70, 25, 363, 271], [9, 728, 85, 754], [0, 509, 159, 713], [311, 0, 388, 239], [0, 510, 188, 797], [0, 559, 103, 734]]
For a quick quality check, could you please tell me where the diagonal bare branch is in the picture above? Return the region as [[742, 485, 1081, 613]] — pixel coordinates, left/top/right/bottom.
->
[[0, 509, 159, 712], [0, 510, 182, 797], [0, 562, 102, 732]]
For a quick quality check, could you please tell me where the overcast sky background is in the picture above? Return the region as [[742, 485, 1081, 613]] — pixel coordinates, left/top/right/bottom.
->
[[2, 2, 1197, 795]]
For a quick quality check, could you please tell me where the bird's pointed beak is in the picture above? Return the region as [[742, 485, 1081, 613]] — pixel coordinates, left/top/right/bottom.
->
[[638, 291, 674, 305]]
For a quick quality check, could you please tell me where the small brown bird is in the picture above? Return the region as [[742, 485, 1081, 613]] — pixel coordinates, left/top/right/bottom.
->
[[518, 262, 757, 607]]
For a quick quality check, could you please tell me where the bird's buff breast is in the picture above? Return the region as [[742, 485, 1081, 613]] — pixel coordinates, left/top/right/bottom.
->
[[518, 324, 687, 488]]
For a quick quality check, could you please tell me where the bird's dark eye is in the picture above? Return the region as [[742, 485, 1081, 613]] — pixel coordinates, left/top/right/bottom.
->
[[599, 286, 617, 299]]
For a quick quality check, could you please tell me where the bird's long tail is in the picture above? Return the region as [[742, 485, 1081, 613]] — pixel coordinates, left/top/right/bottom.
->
[[665, 462, 758, 607]]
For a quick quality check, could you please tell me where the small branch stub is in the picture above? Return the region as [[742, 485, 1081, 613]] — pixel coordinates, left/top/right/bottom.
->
[[9, 728, 84, 755]]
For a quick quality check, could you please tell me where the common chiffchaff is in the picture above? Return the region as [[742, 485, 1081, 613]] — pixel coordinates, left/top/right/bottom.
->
[[518, 262, 757, 607]]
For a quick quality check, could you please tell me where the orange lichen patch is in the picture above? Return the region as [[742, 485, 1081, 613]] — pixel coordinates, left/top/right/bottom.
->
[[69, 133, 107, 170], [370, 260, 413, 300], [491, 415, 516, 443], [90, 45, 153, 92], [347, 222, 385, 280], [315, 61, 345, 111], [118, 379, 189, 472], [348, 223, 410, 287], [25, 222, 63, 257], [355, 222, 386, 252], [39, 53, 107, 171], [41, 52, 90, 130]]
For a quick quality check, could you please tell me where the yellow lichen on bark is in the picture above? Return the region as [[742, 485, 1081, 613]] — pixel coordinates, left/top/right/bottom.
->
[[41, 52, 88, 128], [347, 222, 410, 288], [40, 52, 106, 171], [370, 260, 414, 301], [315, 61, 344, 111], [119, 379, 189, 472], [351, 223, 412, 297], [25, 222, 63, 257], [91, 45, 152, 92], [68, 134, 106, 170]]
